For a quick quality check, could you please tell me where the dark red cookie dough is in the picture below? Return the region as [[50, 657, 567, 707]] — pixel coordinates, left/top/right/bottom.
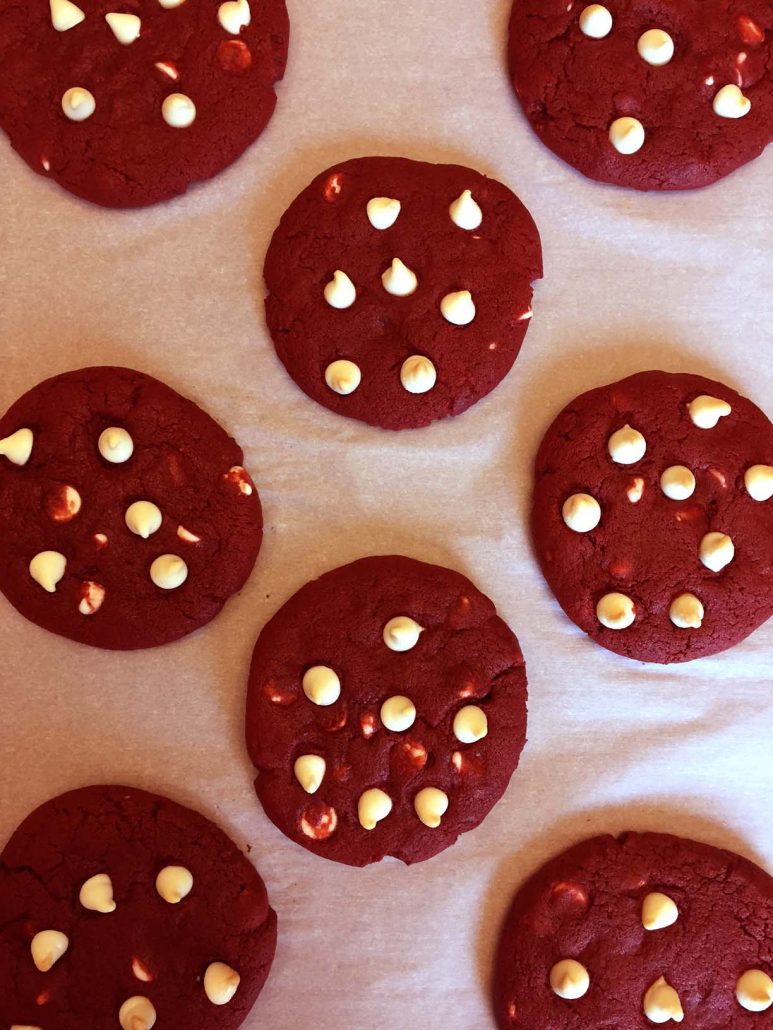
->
[[0, 366, 263, 650], [0, 0, 289, 207], [263, 156, 542, 430], [0, 785, 277, 1030], [508, 1, 772, 190], [246, 555, 528, 866], [493, 831, 773, 1028], [532, 370, 773, 663]]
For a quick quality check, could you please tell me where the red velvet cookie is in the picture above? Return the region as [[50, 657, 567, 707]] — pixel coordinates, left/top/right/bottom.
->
[[532, 371, 773, 663], [508, 1, 772, 190], [245, 555, 528, 866], [263, 156, 542, 430], [0, 785, 277, 1030], [493, 831, 773, 1028], [0, 0, 289, 207], [0, 366, 263, 649]]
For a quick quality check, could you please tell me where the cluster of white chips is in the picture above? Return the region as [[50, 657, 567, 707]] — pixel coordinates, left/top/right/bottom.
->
[[12, 865, 242, 1029], [294, 614, 489, 838], [556, 393, 773, 633], [548, 890, 773, 1018], [0, 425, 251, 615], [577, 5, 754, 158], [321, 188, 493, 400], [50, 0, 253, 130]]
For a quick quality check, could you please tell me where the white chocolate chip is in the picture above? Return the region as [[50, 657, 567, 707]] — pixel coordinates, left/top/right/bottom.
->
[[688, 395, 731, 429], [736, 969, 773, 1013], [608, 424, 647, 464], [302, 665, 341, 706], [158, 0, 187, 7], [642, 892, 679, 931], [294, 754, 326, 794], [627, 477, 645, 503], [562, 493, 601, 533], [699, 531, 734, 572], [453, 705, 488, 744], [660, 466, 696, 500], [449, 190, 482, 230], [596, 592, 636, 630], [62, 87, 96, 122], [440, 290, 476, 326], [29, 551, 66, 593], [204, 962, 241, 1005], [400, 355, 436, 394], [224, 465, 254, 495], [162, 92, 196, 128], [79, 872, 116, 913], [579, 4, 612, 38], [0, 427, 34, 465], [155, 865, 193, 904], [125, 501, 162, 539], [30, 930, 69, 972], [50, 0, 85, 31], [46, 484, 82, 522], [637, 29, 674, 66], [300, 804, 338, 839], [78, 581, 105, 615], [609, 117, 645, 155], [12, 1025, 43, 1029], [177, 525, 201, 543], [669, 593, 704, 629], [713, 83, 751, 118], [155, 60, 180, 81], [94, 532, 108, 548], [150, 554, 188, 590], [325, 359, 361, 395], [744, 465, 773, 501], [324, 270, 356, 310], [380, 695, 417, 732], [105, 12, 141, 44], [358, 788, 392, 830], [132, 957, 153, 982], [218, 0, 250, 34], [643, 977, 684, 1023], [382, 258, 418, 297], [414, 787, 448, 828], [98, 427, 133, 464], [366, 197, 401, 230], [119, 996, 157, 1030], [383, 615, 423, 651], [550, 958, 590, 1000]]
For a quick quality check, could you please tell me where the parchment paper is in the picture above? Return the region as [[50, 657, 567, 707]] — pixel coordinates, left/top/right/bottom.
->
[[0, 3, 771, 1028]]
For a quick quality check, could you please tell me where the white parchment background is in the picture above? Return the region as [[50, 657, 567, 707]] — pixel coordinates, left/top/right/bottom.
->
[[0, 2, 771, 1028]]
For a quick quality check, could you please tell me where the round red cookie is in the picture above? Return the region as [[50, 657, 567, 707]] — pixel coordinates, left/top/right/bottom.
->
[[493, 831, 773, 1028], [263, 156, 543, 430], [508, 1, 772, 190], [245, 555, 528, 866], [0, 0, 289, 207], [532, 370, 773, 663], [0, 785, 277, 1029], [0, 366, 263, 649]]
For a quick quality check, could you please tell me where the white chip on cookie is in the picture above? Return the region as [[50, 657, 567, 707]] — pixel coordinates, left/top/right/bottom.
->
[[367, 197, 401, 229], [449, 190, 483, 230]]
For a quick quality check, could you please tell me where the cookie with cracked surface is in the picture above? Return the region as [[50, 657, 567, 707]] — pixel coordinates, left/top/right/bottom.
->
[[245, 555, 528, 866], [508, 1, 772, 190], [0, 365, 263, 649], [532, 370, 773, 663], [263, 156, 542, 430], [493, 831, 773, 1027], [0, 0, 289, 207], [0, 785, 277, 1029]]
